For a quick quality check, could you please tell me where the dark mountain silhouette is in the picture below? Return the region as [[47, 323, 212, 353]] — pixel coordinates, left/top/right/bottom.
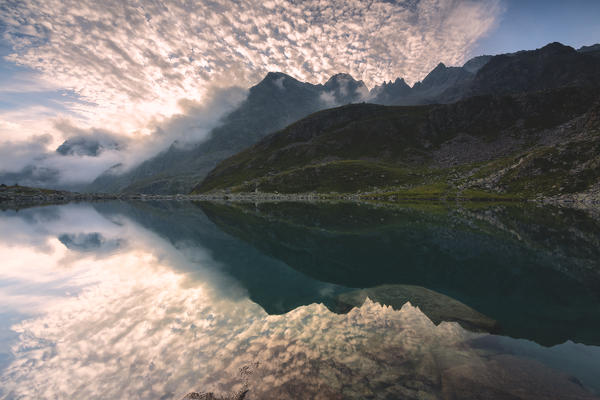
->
[[89, 42, 600, 195], [87, 72, 367, 194], [196, 85, 600, 200]]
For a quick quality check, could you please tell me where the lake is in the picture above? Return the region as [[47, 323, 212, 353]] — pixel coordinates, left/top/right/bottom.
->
[[1, 201, 599, 399]]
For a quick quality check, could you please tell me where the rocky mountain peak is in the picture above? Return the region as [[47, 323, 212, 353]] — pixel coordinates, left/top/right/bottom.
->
[[462, 55, 492, 74], [369, 77, 412, 105], [256, 72, 298, 89], [262, 71, 291, 81], [578, 43, 600, 58], [324, 73, 357, 85], [469, 41, 600, 97], [56, 136, 121, 157], [540, 41, 575, 54], [323, 73, 368, 104], [420, 63, 451, 84]]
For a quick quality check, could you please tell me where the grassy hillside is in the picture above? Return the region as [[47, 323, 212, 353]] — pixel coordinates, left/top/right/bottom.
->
[[194, 86, 600, 201]]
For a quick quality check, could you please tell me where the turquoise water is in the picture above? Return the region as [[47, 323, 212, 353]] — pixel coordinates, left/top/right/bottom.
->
[[0, 201, 599, 399]]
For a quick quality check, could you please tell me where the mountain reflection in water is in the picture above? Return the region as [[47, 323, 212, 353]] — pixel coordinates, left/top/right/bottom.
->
[[0, 201, 599, 399], [199, 201, 600, 346]]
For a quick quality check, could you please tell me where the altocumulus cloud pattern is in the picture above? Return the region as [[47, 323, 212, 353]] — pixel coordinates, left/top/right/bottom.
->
[[1, 0, 503, 138]]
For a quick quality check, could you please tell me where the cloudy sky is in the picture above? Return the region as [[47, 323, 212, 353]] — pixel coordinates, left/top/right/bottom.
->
[[0, 0, 599, 186]]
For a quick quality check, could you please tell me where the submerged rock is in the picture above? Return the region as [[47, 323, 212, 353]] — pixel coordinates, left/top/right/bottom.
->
[[334, 284, 499, 333]]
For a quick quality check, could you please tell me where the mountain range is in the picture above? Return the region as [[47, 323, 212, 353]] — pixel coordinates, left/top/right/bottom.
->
[[80, 42, 600, 196], [196, 85, 600, 199], [86, 72, 368, 193]]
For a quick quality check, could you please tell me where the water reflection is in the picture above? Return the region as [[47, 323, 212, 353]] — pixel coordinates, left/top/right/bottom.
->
[[199, 201, 600, 347], [0, 201, 598, 399]]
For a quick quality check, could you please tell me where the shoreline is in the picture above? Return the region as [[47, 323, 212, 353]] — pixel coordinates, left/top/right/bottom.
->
[[1, 189, 599, 211]]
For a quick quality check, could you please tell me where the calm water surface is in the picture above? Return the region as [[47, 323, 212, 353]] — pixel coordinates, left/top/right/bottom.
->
[[0, 201, 599, 399]]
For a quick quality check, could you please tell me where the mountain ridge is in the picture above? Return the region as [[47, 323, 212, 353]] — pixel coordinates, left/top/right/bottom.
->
[[86, 41, 600, 195], [86, 70, 368, 194], [195, 85, 600, 201]]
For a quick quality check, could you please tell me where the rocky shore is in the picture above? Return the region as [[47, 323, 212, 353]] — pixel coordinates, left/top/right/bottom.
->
[[181, 391, 247, 400], [2, 185, 599, 212], [191, 190, 525, 203], [542, 182, 600, 208], [0, 185, 207, 209]]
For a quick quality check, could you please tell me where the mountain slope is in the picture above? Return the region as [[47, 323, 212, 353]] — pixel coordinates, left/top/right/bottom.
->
[[87, 72, 368, 194], [370, 42, 600, 106], [89, 42, 600, 195], [195, 86, 600, 200], [468, 42, 600, 97]]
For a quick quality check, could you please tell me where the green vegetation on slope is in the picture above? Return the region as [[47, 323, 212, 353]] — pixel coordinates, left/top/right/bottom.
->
[[222, 160, 440, 194], [194, 87, 600, 200]]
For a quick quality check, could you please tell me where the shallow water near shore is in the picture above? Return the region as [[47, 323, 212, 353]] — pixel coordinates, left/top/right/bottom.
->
[[0, 201, 599, 399]]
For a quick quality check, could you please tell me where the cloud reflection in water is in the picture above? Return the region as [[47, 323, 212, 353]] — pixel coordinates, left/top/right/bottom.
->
[[0, 204, 598, 399]]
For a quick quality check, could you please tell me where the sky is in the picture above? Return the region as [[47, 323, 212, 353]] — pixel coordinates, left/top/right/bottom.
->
[[0, 0, 598, 187], [474, 0, 600, 55]]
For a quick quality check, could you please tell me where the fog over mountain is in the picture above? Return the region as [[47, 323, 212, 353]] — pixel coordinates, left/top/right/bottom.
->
[[0, 86, 248, 188], [90, 42, 600, 194], [0, 0, 508, 189], [1, 41, 599, 192], [3, 3, 600, 399]]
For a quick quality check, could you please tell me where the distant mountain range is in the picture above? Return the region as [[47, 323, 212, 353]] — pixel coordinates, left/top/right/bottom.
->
[[83, 42, 600, 195]]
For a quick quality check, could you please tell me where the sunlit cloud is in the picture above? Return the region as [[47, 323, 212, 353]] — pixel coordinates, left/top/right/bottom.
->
[[0, 0, 503, 132], [0, 0, 503, 185], [0, 86, 247, 186]]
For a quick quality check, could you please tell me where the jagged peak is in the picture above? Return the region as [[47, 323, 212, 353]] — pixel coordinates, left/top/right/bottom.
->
[[420, 62, 449, 82], [392, 77, 409, 87], [253, 72, 306, 91], [375, 77, 410, 90], [257, 71, 301, 87], [577, 43, 600, 54], [418, 63, 449, 83], [542, 41, 572, 49], [263, 71, 292, 80], [378, 77, 407, 87], [326, 73, 357, 83]]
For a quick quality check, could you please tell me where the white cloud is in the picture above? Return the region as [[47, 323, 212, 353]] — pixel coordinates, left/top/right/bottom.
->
[[0, 134, 53, 173], [0, 86, 247, 186], [319, 91, 337, 107], [0, 0, 503, 184], [1, 0, 503, 120], [273, 76, 286, 90]]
